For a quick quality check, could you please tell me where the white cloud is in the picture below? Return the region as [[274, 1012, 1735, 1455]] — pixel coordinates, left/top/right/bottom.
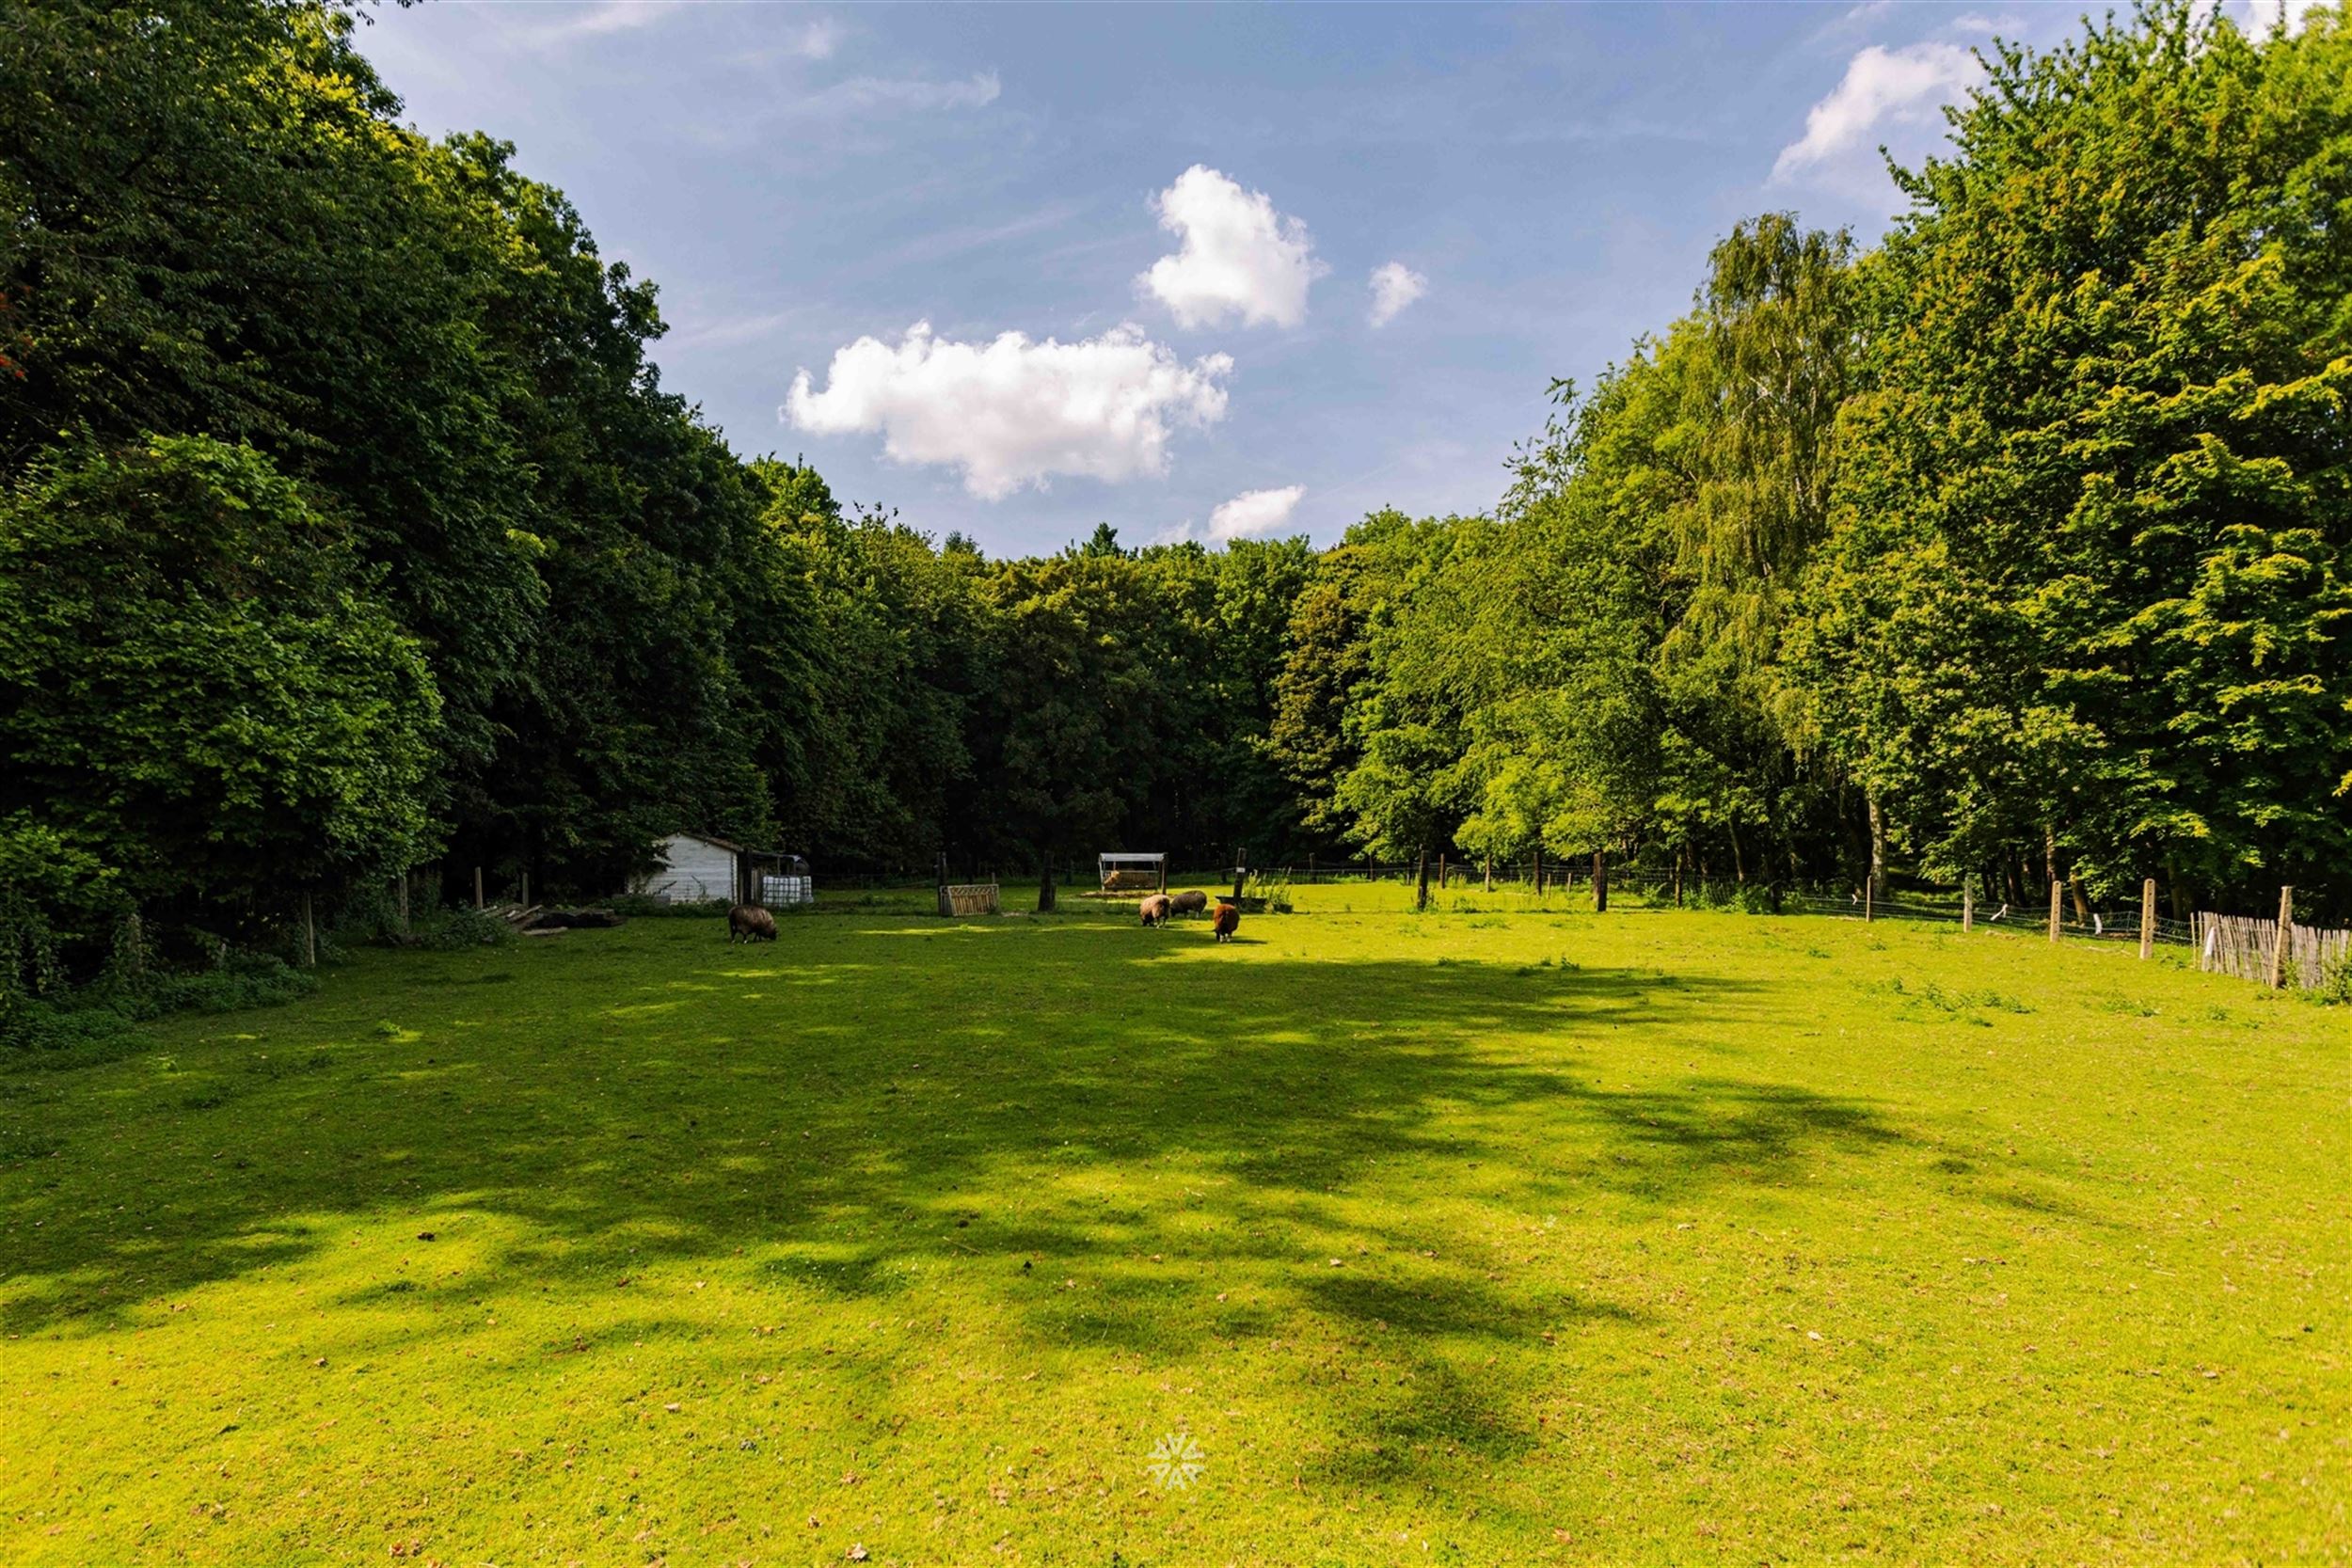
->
[[524, 1, 670, 46], [1208, 484, 1308, 542], [1772, 42, 1984, 181], [792, 17, 845, 60], [784, 322, 1232, 499], [2240, 0, 2332, 31], [798, 71, 1001, 116], [1139, 166, 1327, 330], [1367, 261, 1428, 327]]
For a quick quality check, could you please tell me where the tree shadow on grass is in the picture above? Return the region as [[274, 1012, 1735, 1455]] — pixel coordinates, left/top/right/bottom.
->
[[0, 913, 1970, 1501]]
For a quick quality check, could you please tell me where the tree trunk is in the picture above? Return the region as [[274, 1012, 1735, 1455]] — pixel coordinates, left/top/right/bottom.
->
[[1415, 848, 1430, 911], [1866, 794, 1887, 900]]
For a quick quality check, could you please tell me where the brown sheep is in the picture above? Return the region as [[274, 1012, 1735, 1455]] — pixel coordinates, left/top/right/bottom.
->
[[1212, 902, 1240, 942], [1138, 894, 1172, 927], [1169, 890, 1209, 917], [728, 904, 777, 942]]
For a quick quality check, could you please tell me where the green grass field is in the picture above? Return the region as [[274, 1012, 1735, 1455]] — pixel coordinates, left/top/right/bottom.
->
[[4, 892, 2344, 1565]]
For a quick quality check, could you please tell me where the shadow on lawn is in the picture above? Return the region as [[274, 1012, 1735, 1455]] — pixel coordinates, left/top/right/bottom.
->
[[2, 918, 1917, 1388]]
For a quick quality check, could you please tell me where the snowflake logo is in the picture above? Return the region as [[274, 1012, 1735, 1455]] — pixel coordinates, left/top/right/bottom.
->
[[1145, 1430, 1205, 1491]]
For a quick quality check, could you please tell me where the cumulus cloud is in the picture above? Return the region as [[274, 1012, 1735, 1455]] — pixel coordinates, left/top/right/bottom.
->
[[784, 322, 1232, 499], [1772, 41, 1984, 180], [1208, 484, 1308, 542], [1139, 166, 1327, 330], [1367, 261, 1428, 327]]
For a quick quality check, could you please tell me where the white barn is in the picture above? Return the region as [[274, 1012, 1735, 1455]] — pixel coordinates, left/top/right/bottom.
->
[[631, 832, 813, 907]]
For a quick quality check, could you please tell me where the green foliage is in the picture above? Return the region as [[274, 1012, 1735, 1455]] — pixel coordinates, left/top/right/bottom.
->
[[0, 436, 440, 938], [1803, 1, 2352, 909]]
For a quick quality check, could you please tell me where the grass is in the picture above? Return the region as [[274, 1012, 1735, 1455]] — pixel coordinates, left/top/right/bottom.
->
[[2, 893, 2344, 1565]]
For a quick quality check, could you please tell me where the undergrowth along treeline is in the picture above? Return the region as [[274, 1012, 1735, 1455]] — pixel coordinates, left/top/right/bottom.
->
[[2, 0, 2346, 1015]]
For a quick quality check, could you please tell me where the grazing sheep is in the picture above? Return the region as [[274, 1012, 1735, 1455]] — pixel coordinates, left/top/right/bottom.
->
[[1212, 902, 1240, 942], [1169, 890, 1209, 917], [1138, 894, 1172, 927], [728, 904, 777, 942]]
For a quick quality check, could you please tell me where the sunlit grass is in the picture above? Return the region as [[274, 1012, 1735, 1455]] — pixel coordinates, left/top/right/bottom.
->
[[2, 904, 2342, 1564]]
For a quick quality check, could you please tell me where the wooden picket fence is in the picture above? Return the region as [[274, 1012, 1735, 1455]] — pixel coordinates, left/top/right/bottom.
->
[[2198, 911, 2349, 990]]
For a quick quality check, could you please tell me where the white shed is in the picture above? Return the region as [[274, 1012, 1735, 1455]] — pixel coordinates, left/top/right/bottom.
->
[[631, 832, 815, 907], [633, 832, 744, 903]]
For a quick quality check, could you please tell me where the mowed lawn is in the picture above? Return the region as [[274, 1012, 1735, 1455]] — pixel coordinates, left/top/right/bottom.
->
[[3, 893, 2344, 1566]]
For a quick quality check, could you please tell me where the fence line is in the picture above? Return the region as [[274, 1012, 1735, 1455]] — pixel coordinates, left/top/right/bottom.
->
[[2198, 911, 2349, 990]]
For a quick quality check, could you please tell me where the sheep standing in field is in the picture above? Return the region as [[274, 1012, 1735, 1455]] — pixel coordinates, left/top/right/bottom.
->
[[1212, 902, 1240, 942], [1139, 894, 1172, 927], [1169, 890, 1209, 918], [728, 904, 777, 942]]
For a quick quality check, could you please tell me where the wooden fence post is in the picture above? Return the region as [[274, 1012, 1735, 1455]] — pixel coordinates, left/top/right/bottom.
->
[[1438, 853, 1447, 890], [474, 866, 485, 911], [1593, 852, 1608, 913], [2268, 886, 2293, 989], [2138, 878, 2156, 960], [1232, 850, 1247, 907], [1962, 879, 1973, 933], [1309, 853, 1317, 884], [2048, 880, 2062, 944]]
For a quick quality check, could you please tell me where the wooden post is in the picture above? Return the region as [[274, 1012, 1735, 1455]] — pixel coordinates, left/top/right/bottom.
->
[[1962, 879, 1973, 933], [1438, 852, 1447, 890], [1158, 857, 1168, 894], [474, 865, 485, 911], [2048, 880, 2062, 943], [2268, 886, 2293, 989], [302, 892, 316, 968], [1309, 853, 1317, 885], [1415, 849, 1430, 911], [2138, 878, 2156, 960], [521, 870, 530, 910], [1232, 849, 1247, 907], [1592, 852, 1607, 913]]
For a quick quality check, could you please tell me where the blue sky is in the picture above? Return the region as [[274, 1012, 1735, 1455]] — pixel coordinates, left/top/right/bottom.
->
[[351, 1, 2210, 556]]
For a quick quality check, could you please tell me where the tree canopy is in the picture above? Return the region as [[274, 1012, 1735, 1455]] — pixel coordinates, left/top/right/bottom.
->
[[2, 0, 2344, 998]]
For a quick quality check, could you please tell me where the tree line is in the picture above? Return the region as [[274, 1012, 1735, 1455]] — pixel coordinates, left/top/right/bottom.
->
[[2, 0, 2344, 997]]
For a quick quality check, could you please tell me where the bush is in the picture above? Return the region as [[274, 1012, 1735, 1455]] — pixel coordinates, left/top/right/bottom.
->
[[609, 895, 732, 919], [405, 905, 516, 950], [1244, 871, 1294, 913]]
